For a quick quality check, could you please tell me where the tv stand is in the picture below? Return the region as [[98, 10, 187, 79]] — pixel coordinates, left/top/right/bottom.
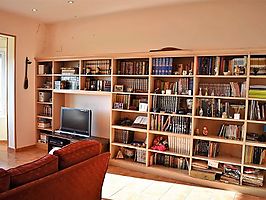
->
[[47, 132, 109, 153]]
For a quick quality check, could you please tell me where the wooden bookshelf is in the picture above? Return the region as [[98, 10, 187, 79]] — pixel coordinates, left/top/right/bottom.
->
[[36, 50, 266, 197]]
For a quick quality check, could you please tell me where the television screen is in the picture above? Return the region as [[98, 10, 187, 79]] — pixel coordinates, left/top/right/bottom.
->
[[60, 107, 92, 137]]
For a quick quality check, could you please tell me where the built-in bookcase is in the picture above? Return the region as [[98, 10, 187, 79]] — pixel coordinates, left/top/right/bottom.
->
[[36, 50, 266, 196]]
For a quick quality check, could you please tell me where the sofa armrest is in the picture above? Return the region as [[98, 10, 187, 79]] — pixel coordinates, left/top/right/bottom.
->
[[0, 152, 110, 200]]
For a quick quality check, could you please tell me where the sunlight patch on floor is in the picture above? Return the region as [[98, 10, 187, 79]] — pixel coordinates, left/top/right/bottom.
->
[[102, 173, 237, 200]]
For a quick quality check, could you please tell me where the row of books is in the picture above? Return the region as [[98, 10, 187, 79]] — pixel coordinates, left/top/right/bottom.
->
[[83, 59, 111, 75], [153, 79, 193, 95], [198, 56, 247, 75], [117, 78, 148, 93], [194, 140, 219, 158], [249, 85, 266, 99], [243, 168, 264, 187], [168, 136, 191, 155], [152, 58, 174, 75], [114, 130, 134, 144], [152, 96, 192, 114], [150, 153, 189, 169], [198, 99, 243, 119], [249, 100, 266, 120], [218, 124, 243, 140], [85, 79, 111, 91], [198, 82, 246, 97], [245, 146, 266, 165], [250, 57, 266, 75], [150, 115, 192, 134], [117, 60, 148, 75]]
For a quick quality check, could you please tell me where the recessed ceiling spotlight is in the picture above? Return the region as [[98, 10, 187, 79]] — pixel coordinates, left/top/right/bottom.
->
[[67, 0, 74, 4], [32, 8, 38, 12]]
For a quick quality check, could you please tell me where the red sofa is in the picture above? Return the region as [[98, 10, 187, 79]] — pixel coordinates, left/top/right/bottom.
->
[[0, 140, 110, 200]]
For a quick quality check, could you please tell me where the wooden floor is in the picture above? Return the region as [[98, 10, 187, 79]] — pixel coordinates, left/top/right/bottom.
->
[[0, 143, 265, 199]]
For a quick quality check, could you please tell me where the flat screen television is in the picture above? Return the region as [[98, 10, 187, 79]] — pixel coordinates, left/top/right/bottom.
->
[[57, 107, 92, 138]]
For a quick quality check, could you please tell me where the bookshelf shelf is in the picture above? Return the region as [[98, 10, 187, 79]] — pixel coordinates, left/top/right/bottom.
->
[[149, 130, 191, 138], [113, 75, 149, 77], [37, 74, 53, 77], [194, 116, 245, 123], [37, 102, 53, 105], [111, 142, 146, 151], [80, 74, 111, 77], [192, 155, 242, 166], [111, 125, 148, 133], [193, 135, 244, 145], [53, 89, 111, 96], [244, 163, 266, 170], [249, 75, 266, 79], [112, 92, 148, 96], [36, 50, 266, 196], [150, 93, 193, 98], [151, 75, 194, 78], [149, 112, 192, 118], [37, 115, 52, 120], [148, 149, 190, 158], [37, 88, 53, 91], [196, 75, 247, 79], [53, 74, 80, 77], [248, 97, 266, 101], [112, 109, 148, 114], [195, 95, 246, 100], [247, 120, 266, 124], [245, 141, 266, 148]]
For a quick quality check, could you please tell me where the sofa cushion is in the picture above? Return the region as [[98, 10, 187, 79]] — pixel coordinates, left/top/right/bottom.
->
[[0, 168, 10, 193], [53, 140, 101, 169], [8, 154, 58, 188]]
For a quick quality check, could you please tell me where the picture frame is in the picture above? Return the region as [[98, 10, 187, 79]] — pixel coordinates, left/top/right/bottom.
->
[[113, 102, 124, 109], [114, 85, 124, 92], [139, 102, 148, 112]]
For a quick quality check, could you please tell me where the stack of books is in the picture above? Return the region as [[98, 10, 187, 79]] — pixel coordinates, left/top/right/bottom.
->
[[243, 168, 264, 187], [249, 85, 266, 99], [220, 164, 241, 185]]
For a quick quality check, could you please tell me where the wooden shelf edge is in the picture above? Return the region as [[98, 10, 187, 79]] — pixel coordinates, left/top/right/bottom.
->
[[109, 159, 266, 197]]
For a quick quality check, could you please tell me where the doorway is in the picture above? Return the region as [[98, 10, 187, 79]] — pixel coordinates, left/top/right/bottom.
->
[[0, 34, 15, 149], [0, 36, 7, 142]]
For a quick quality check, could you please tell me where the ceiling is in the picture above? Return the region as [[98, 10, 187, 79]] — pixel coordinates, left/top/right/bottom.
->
[[0, 0, 203, 23]]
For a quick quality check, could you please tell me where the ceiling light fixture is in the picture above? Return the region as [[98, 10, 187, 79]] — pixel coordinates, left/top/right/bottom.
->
[[32, 8, 38, 12], [67, 0, 74, 4]]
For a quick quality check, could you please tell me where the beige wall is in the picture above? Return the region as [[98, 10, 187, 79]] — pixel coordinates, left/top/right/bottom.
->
[[0, 10, 46, 148], [42, 0, 266, 57]]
